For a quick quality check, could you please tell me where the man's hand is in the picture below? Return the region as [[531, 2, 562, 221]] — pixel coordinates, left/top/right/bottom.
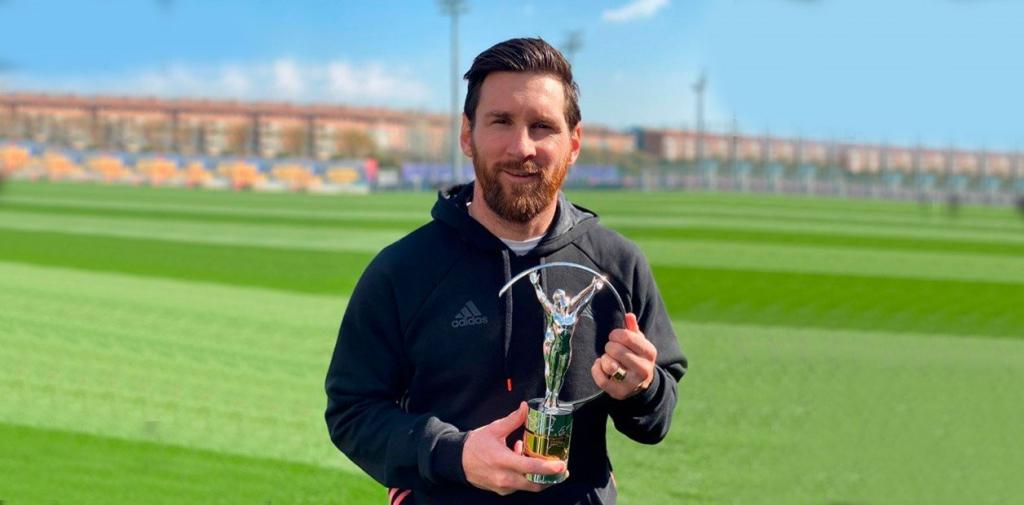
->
[[591, 313, 657, 400], [463, 402, 567, 496]]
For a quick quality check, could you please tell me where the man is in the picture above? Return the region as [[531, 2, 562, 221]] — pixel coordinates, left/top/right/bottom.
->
[[325, 37, 686, 505]]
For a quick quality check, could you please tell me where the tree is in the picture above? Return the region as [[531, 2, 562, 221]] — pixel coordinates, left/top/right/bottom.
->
[[336, 129, 377, 158]]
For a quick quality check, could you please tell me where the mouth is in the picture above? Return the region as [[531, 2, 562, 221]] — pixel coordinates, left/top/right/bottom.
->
[[501, 169, 540, 182]]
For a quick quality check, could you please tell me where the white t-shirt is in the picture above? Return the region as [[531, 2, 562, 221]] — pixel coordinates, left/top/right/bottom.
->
[[499, 235, 545, 256], [467, 200, 545, 256]]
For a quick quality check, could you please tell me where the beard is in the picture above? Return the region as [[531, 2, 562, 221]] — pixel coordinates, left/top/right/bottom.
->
[[471, 143, 570, 224]]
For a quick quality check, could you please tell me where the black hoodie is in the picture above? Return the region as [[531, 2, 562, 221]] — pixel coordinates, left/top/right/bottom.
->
[[325, 183, 686, 504]]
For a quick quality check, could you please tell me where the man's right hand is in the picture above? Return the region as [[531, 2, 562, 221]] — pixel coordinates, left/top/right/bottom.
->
[[462, 402, 567, 496]]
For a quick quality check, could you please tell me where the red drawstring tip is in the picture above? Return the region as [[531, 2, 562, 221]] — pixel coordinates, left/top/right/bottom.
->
[[506, 378, 513, 392]]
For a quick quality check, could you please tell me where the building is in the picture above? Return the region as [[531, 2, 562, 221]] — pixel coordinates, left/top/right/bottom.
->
[[0, 93, 452, 161]]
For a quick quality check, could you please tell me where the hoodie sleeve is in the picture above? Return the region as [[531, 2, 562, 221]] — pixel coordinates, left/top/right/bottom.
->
[[324, 257, 469, 489], [608, 250, 687, 444]]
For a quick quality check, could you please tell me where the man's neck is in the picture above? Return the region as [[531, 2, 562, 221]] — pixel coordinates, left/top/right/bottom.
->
[[467, 185, 558, 241]]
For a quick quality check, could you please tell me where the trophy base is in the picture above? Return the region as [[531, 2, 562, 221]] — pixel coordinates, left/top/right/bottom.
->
[[522, 398, 573, 484]]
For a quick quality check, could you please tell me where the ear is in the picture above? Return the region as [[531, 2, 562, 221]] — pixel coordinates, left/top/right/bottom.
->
[[568, 123, 582, 165], [459, 114, 473, 158]]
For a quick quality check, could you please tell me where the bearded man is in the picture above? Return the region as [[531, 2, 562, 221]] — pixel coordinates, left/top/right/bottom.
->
[[325, 37, 686, 505]]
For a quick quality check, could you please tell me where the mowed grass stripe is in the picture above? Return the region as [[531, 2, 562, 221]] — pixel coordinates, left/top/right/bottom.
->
[[1, 195, 427, 225], [602, 214, 1024, 245], [580, 197, 1021, 233], [637, 238, 1024, 284], [0, 210, 409, 255], [8, 200, 1023, 257], [654, 263, 1024, 338], [0, 228, 369, 295], [8, 195, 1024, 259], [4, 210, 1024, 284], [3, 180, 435, 211], [7, 181, 1022, 250], [570, 189, 1019, 221], [6, 192, 1020, 237], [11, 181, 1016, 228], [618, 225, 1024, 257], [0, 423, 379, 505], [6, 178, 1019, 231], [8, 191, 1022, 246], [0, 261, 353, 471], [2, 229, 1020, 338]]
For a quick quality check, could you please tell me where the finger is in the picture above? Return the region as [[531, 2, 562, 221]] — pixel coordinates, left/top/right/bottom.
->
[[598, 354, 622, 377], [595, 369, 635, 399], [491, 402, 528, 435], [608, 329, 657, 361], [606, 344, 652, 378], [592, 359, 634, 397], [502, 472, 550, 493], [507, 453, 566, 476], [625, 312, 640, 332], [606, 340, 655, 368], [513, 439, 524, 456], [604, 340, 634, 362], [592, 359, 610, 389]]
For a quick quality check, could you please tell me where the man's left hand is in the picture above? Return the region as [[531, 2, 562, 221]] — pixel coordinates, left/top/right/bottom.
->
[[591, 312, 657, 400]]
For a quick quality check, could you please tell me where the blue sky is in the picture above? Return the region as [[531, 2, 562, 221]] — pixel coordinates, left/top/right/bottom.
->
[[2, 0, 1022, 150]]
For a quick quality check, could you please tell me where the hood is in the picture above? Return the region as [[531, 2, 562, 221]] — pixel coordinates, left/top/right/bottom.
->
[[430, 182, 599, 256]]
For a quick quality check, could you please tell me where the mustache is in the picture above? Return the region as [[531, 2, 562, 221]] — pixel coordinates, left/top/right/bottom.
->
[[493, 159, 541, 175]]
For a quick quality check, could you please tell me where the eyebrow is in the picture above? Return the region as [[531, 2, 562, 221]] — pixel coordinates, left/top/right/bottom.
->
[[483, 110, 560, 125], [484, 111, 512, 121]]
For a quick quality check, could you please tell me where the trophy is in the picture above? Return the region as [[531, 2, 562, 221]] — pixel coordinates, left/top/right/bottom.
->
[[498, 262, 627, 484]]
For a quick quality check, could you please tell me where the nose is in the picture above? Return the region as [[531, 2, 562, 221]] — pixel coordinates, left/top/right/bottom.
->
[[505, 126, 537, 160]]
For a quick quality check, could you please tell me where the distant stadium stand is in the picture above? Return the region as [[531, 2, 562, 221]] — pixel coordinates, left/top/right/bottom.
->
[[0, 141, 374, 193]]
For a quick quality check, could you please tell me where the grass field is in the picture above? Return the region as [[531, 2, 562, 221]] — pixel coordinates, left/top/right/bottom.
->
[[1, 180, 1022, 504]]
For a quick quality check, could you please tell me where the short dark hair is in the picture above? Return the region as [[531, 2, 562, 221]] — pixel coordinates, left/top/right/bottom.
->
[[463, 37, 581, 130]]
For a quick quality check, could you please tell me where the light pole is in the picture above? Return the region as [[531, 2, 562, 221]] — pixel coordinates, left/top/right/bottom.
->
[[439, 0, 469, 184], [562, 31, 583, 65], [693, 70, 706, 164], [1014, 151, 1023, 195]]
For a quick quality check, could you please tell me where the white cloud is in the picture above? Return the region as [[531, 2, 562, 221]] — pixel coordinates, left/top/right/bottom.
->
[[220, 64, 252, 96], [1, 58, 432, 107], [602, 0, 670, 23], [271, 59, 305, 96]]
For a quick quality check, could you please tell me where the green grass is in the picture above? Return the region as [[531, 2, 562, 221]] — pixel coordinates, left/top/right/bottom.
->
[[1, 180, 1022, 504], [0, 228, 371, 295], [2, 228, 1020, 338], [0, 423, 381, 505], [609, 322, 1024, 504]]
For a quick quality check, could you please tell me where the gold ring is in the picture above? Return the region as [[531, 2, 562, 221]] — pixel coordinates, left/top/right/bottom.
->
[[611, 367, 627, 382]]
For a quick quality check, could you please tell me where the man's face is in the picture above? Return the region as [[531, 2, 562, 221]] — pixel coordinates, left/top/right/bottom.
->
[[461, 71, 581, 224]]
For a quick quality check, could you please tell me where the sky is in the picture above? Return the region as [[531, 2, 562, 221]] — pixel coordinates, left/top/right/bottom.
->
[[1, 0, 1023, 150]]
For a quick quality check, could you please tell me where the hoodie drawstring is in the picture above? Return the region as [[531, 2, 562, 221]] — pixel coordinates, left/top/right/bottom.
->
[[501, 249, 513, 392], [501, 252, 548, 394]]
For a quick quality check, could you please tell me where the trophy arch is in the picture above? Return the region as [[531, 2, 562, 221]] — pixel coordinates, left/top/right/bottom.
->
[[498, 261, 629, 410]]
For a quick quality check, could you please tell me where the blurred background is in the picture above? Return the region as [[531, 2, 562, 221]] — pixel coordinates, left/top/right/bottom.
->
[[1, 1, 1022, 504]]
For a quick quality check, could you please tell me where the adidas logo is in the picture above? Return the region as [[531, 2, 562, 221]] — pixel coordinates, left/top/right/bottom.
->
[[451, 300, 489, 328]]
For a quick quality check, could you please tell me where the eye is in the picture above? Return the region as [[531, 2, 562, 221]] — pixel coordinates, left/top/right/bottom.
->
[[532, 122, 552, 130]]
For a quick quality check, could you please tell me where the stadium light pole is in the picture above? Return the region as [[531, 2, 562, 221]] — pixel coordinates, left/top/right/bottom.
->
[[562, 30, 583, 65], [1014, 151, 1023, 195], [693, 70, 707, 164], [439, 0, 469, 184]]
